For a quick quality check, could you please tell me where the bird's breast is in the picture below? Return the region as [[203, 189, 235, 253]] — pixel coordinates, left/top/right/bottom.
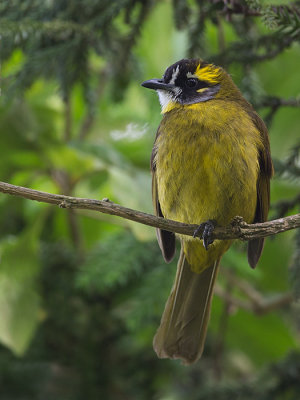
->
[[154, 102, 263, 227]]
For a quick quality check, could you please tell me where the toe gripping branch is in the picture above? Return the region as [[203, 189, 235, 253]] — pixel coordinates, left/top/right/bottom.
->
[[193, 220, 216, 250]]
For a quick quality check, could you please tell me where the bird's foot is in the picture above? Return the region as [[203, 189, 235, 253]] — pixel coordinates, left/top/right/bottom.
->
[[193, 220, 216, 250]]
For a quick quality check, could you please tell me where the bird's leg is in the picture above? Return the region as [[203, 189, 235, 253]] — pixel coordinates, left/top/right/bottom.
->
[[193, 220, 216, 250]]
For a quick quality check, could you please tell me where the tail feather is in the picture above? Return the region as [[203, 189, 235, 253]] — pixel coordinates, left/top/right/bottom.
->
[[153, 250, 220, 365]]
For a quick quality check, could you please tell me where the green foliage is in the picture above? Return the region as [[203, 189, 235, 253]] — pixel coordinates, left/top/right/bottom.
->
[[0, 229, 41, 355], [0, 0, 299, 399], [76, 232, 175, 337], [0, 0, 154, 102], [263, 3, 300, 33], [76, 232, 156, 294]]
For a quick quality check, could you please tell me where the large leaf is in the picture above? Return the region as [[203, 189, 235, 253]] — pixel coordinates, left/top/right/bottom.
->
[[0, 220, 42, 355], [45, 144, 104, 181], [109, 165, 154, 240], [210, 294, 297, 367], [72, 141, 155, 240]]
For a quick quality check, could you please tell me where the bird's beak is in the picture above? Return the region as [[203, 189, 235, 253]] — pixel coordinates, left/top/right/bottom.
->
[[141, 79, 175, 91]]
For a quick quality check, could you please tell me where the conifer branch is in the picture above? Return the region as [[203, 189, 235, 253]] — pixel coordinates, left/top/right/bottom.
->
[[0, 181, 299, 242]]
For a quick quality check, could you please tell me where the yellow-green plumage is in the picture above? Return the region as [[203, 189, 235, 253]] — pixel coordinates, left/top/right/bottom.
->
[[155, 102, 262, 271], [142, 59, 273, 364]]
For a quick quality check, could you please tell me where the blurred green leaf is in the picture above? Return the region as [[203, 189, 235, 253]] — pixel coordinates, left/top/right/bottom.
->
[[0, 219, 43, 355], [45, 144, 104, 180], [109, 165, 154, 240], [227, 308, 297, 365]]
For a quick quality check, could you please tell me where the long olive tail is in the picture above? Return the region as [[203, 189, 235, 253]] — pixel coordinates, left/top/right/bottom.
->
[[153, 250, 220, 365]]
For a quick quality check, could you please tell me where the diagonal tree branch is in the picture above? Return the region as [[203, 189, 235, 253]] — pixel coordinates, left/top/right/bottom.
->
[[214, 283, 293, 315], [0, 180, 299, 241]]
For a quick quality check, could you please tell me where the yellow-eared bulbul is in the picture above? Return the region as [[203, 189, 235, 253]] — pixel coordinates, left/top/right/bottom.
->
[[141, 59, 273, 364]]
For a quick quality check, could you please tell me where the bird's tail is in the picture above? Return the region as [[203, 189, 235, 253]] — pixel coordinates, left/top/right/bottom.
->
[[153, 249, 220, 365]]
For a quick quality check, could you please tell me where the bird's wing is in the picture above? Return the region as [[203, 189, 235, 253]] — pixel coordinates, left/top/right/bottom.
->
[[151, 136, 175, 263], [248, 112, 274, 268]]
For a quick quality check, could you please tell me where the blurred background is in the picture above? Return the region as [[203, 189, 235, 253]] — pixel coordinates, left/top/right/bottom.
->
[[0, 0, 300, 399]]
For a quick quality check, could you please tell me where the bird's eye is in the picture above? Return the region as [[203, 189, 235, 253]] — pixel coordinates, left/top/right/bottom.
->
[[185, 78, 198, 88]]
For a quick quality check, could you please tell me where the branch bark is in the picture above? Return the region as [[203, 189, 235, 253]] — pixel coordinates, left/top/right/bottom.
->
[[0, 180, 299, 241]]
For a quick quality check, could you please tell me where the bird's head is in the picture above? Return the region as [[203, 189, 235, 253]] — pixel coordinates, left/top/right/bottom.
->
[[141, 58, 240, 113]]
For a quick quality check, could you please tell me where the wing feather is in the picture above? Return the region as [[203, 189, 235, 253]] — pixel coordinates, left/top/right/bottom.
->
[[248, 111, 274, 268], [151, 130, 175, 263]]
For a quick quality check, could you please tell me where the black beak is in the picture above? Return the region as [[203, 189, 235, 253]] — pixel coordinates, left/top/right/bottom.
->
[[141, 79, 175, 91]]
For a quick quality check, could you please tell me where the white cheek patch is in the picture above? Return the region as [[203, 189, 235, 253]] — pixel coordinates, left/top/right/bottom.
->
[[156, 65, 182, 112], [157, 90, 174, 110], [157, 87, 182, 112]]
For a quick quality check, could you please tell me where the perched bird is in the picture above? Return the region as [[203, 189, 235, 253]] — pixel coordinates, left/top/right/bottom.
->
[[141, 59, 273, 365]]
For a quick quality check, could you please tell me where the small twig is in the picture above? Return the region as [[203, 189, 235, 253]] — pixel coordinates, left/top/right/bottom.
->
[[272, 193, 300, 218], [0, 181, 299, 242], [222, 269, 264, 305], [217, 15, 226, 53], [67, 208, 84, 256], [78, 69, 108, 140], [213, 277, 232, 380], [255, 293, 293, 314], [212, 33, 294, 66], [258, 96, 300, 109], [214, 283, 293, 315], [214, 284, 252, 312], [64, 95, 72, 142], [259, 96, 300, 127]]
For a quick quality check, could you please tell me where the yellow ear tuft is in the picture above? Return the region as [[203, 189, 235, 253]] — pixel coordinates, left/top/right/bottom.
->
[[194, 64, 221, 84]]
